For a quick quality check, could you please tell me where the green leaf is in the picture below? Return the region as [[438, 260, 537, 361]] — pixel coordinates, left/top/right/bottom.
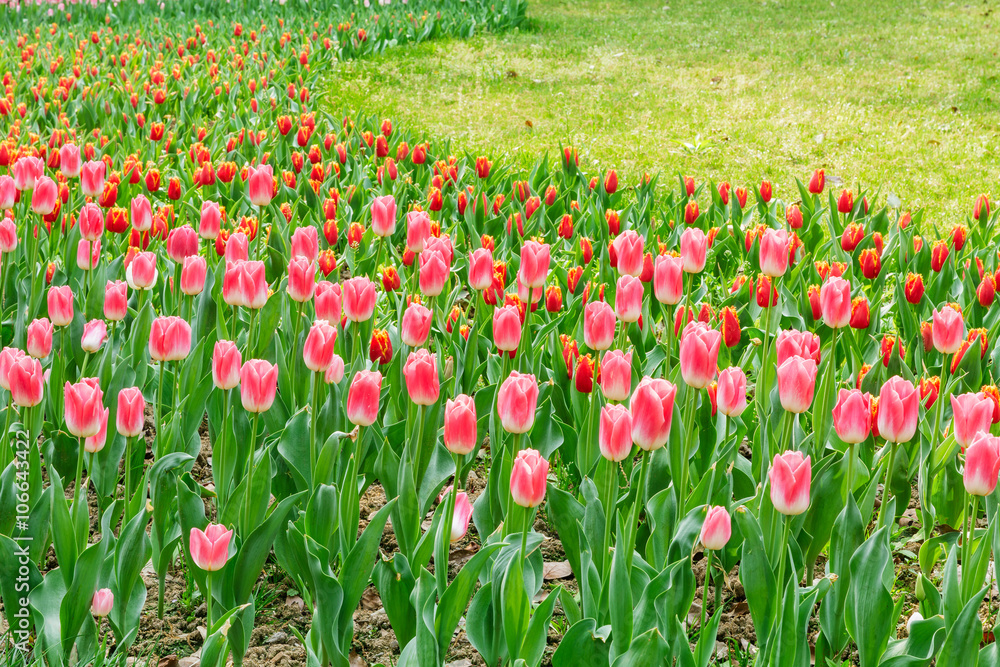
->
[[846, 527, 895, 667]]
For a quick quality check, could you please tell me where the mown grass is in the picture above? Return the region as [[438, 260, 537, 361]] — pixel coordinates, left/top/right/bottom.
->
[[327, 0, 998, 223]]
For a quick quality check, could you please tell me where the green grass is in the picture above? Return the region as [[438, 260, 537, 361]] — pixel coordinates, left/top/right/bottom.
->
[[327, 0, 998, 222]]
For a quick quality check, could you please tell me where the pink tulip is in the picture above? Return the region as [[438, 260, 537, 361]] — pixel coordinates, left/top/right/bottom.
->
[[347, 370, 382, 426], [493, 304, 522, 356], [116, 387, 145, 438], [402, 302, 433, 347], [0, 176, 15, 210], [877, 376, 919, 443], [832, 389, 871, 444], [80, 160, 106, 197], [498, 371, 539, 434], [516, 274, 543, 307], [468, 248, 494, 291], [31, 176, 58, 215], [342, 277, 377, 322], [629, 376, 677, 451], [48, 285, 75, 327], [26, 318, 53, 358], [166, 225, 199, 263], [65, 378, 105, 438], [9, 356, 44, 408], [223, 260, 267, 309], [769, 451, 811, 515], [759, 228, 790, 277], [406, 210, 431, 253], [13, 156, 42, 191], [425, 235, 454, 266], [189, 524, 233, 572], [303, 320, 338, 373], [240, 360, 279, 413], [225, 232, 249, 263], [199, 201, 222, 239], [91, 589, 114, 617], [84, 408, 109, 453], [60, 143, 81, 178], [716, 367, 748, 417], [77, 239, 100, 271], [181, 256, 208, 296], [510, 448, 549, 508], [613, 230, 644, 277], [950, 392, 994, 448], [131, 194, 153, 233], [314, 281, 343, 325], [599, 403, 633, 462], [653, 255, 683, 305], [0, 347, 25, 391], [79, 203, 104, 241], [680, 321, 721, 389], [932, 306, 964, 354], [964, 432, 1000, 497], [600, 349, 633, 402], [775, 329, 821, 366], [149, 316, 192, 362], [449, 490, 473, 542], [700, 506, 732, 550], [212, 341, 243, 390], [444, 394, 477, 455], [519, 240, 551, 289], [820, 277, 852, 329], [104, 281, 128, 321], [371, 195, 397, 237], [247, 164, 274, 207], [777, 355, 818, 414], [324, 355, 346, 385], [287, 256, 317, 303], [126, 251, 158, 291], [291, 226, 319, 262], [419, 249, 449, 297], [680, 227, 707, 273], [0, 217, 16, 250], [404, 349, 440, 406], [614, 275, 643, 323], [584, 300, 616, 351], [81, 320, 108, 353]]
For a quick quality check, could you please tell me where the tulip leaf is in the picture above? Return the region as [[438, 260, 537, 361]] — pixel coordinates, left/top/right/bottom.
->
[[846, 526, 895, 667], [551, 619, 611, 667], [502, 555, 531, 663], [610, 627, 668, 667], [936, 586, 988, 667], [436, 541, 503, 657]]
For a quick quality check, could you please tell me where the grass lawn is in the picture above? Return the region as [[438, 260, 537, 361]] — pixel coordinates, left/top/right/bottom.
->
[[327, 0, 998, 222]]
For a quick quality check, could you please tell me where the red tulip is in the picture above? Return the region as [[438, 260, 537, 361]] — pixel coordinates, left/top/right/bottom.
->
[[599, 403, 633, 462], [498, 371, 539, 434], [964, 432, 1000, 496], [904, 273, 925, 304], [777, 355, 818, 413], [769, 451, 811, 515], [614, 275, 643, 323], [716, 367, 747, 417], [932, 305, 964, 354], [510, 448, 549, 508], [149, 316, 192, 362], [808, 169, 825, 194], [877, 376, 919, 443], [116, 387, 146, 438], [303, 320, 337, 372], [600, 349, 633, 402], [759, 228, 790, 277], [240, 359, 279, 413], [680, 227, 707, 273], [402, 302, 433, 347], [978, 275, 995, 307], [346, 370, 382, 426], [653, 255, 683, 305], [65, 378, 105, 438], [832, 389, 871, 444], [26, 318, 53, 358], [850, 296, 870, 330], [444, 394, 478, 455], [931, 240, 949, 272], [700, 506, 732, 550], [950, 392, 994, 448], [680, 321, 721, 389], [786, 204, 803, 229], [629, 376, 677, 451], [190, 524, 233, 572], [837, 189, 854, 214], [973, 194, 990, 222], [9, 356, 44, 408], [759, 180, 773, 203]]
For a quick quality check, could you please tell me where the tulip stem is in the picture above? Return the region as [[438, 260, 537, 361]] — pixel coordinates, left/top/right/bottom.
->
[[770, 516, 792, 662], [601, 457, 617, 587], [845, 442, 855, 500], [962, 495, 979, 601], [123, 435, 133, 527], [74, 436, 85, 508], [877, 441, 898, 530], [520, 505, 530, 564], [156, 361, 165, 458], [626, 450, 650, 572], [205, 571, 214, 631], [437, 454, 460, 597], [244, 412, 259, 532], [677, 386, 699, 524], [291, 302, 304, 403], [310, 371, 320, 490], [701, 549, 712, 633], [922, 362, 951, 538], [664, 302, 674, 377]]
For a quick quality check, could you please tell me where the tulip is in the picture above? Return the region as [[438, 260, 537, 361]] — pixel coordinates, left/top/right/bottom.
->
[[291, 226, 319, 262], [0, 217, 16, 251], [776, 329, 821, 365], [401, 302, 433, 347], [342, 276, 377, 322], [212, 340, 242, 390], [653, 255, 683, 305], [26, 318, 53, 359], [77, 239, 100, 271], [444, 394, 478, 455], [98, 282, 126, 324], [700, 506, 732, 550], [84, 408, 109, 453], [347, 370, 383, 426], [519, 241, 551, 288], [950, 392, 994, 448], [126, 251, 158, 290], [680, 227, 707, 273], [48, 285, 75, 327], [116, 387, 145, 438], [759, 228, 790, 277], [498, 371, 540, 434], [91, 588, 114, 617], [932, 306, 964, 354], [877, 376, 919, 443], [777, 355, 818, 414], [449, 491, 473, 541], [166, 226, 199, 263], [225, 232, 249, 263], [303, 321, 337, 372], [407, 210, 431, 253], [769, 451, 811, 515], [240, 360, 279, 413], [180, 256, 207, 296], [324, 355, 346, 385], [9, 356, 44, 408], [190, 524, 233, 572], [0, 176, 14, 210], [629, 376, 677, 451], [0, 348, 23, 391], [716, 367, 748, 417], [65, 378, 104, 438], [31, 176, 58, 215], [79, 203, 104, 240], [60, 143, 82, 178], [287, 256, 317, 303], [81, 161, 106, 197], [680, 321, 721, 389], [600, 349, 633, 402], [402, 349, 440, 406], [493, 304, 522, 356], [131, 194, 153, 233], [314, 281, 343, 325], [832, 389, 871, 444], [222, 260, 268, 309], [419, 249, 449, 297], [468, 248, 494, 290], [247, 164, 274, 206], [599, 403, 633, 462], [199, 201, 222, 239], [964, 431, 1000, 496], [371, 195, 397, 237], [149, 316, 192, 362], [81, 320, 108, 353], [613, 230, 644, 277], [510, 448, 549, 508], [820, 276, 851, 328]]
